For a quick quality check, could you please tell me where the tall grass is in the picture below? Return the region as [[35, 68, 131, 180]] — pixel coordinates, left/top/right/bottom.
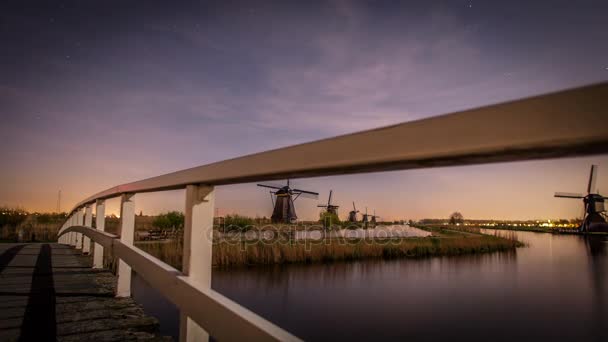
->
[[136, 234, 522, 269], [135, 239, 183, 269], [213, 235, 521, 267]]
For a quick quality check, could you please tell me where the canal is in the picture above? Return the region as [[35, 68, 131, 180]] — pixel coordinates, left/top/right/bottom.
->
[[132, 230, 607, 341]]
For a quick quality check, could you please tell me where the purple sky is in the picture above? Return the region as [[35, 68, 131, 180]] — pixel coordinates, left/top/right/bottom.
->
[[1, 0, 607, 220]]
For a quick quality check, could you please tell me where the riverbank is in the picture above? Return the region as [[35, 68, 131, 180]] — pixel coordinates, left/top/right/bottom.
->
[[469, 225, 608, 235], [135, 227, 523, 269]]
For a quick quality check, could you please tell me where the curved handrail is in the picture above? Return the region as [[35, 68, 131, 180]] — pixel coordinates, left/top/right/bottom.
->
[[68, 83, 608, 214], [57, 226, 300, 342]]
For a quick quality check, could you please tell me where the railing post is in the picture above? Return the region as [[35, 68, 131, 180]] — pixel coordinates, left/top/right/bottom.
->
[[93, 199, 106, 269], [83, 205, 93, 254], [66, 216, 71, 245], [59, 222, 64, 244], [116, 193, 135, 297], [75, 208, 84, 250], [62, 221, 67, 244], [180, 184, 215, 342], [69, 215, 76, 246]]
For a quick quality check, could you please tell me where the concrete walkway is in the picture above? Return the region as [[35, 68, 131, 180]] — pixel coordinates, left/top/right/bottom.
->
[[0, 243, 169, 341]]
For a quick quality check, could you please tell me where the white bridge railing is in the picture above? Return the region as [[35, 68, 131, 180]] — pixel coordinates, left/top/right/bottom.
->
[[57, 83, 608, 341]]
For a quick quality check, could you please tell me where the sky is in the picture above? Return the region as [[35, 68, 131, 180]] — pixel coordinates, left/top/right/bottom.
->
[[1, 0, 607, 221]]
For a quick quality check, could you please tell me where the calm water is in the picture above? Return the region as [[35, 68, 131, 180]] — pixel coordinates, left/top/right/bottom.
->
[[132, 230, 607, 341]]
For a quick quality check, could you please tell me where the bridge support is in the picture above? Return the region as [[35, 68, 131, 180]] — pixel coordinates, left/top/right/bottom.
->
[[180, 184, 215, 342], [116, 194, 135, 297], [83, 205, 92, 254], [93, 200, 105, 269]]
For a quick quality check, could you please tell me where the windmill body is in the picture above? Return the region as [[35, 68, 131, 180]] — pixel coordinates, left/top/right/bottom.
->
[[348, 202, 359, 223], [258, 180, 319, 224], [272, 187, 298, 223], [554, 165, 607, 232]]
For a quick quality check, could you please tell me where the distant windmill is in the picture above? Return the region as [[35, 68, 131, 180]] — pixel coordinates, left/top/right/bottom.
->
[[554, 165, 607, 232], [318, 190, 340, 229], [370, 209, 380, 227], [318, 190, 339, 215], [362, 207, 370, 228], [257, 180, 319, 223], [348, 202, 359, 222]]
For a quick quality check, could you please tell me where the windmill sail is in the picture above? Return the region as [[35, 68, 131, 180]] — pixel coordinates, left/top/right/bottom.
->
[[587, 165, 598, 194], [554, 192, 584, 198]]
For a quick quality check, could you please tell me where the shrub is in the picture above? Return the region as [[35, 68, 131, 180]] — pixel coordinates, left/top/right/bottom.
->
[[319, 211, 340, 228], [152, 211, 185, 230]]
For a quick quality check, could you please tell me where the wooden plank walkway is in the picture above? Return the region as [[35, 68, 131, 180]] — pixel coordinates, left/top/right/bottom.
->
[[0, 243, 171, 341]]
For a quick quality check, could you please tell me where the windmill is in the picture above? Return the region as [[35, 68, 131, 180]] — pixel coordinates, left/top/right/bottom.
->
[[257, 180, 319, 223], [318, 190, 339, 229], [370, 209, 381, 227], [318, 190, 339, 215], [362, 207, 370, 228], [554, 165, 607, 232], [348, 202, 359, 222]]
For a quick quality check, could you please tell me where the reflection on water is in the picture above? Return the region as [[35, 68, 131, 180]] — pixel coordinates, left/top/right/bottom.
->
[[132, 230, 607, 341], [132, 273, 180, 340]]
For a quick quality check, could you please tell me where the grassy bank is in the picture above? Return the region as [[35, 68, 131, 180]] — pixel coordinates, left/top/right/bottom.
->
[[136, 228, 522, 269]]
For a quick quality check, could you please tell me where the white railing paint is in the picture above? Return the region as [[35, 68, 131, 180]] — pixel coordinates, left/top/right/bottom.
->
[[83, 205, 92, 254], [93, 199, 105, 269], [180, 184, 216, 341], [117, 194, 135, 298], [75, 209, 83, 249]]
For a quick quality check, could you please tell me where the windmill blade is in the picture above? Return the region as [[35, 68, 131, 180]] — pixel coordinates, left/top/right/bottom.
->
[[328, 190, 333, 207], [294, 191, 319, 200], [317, 204, 328, 208], [352, 202, 356, 211], [292, 188, 319, 196], [554, 192, 584, 198], [587, 165, 598, 194], [257, 183, 283, 190]]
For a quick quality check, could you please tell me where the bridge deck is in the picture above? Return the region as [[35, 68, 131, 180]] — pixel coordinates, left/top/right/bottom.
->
[[0, 243, 170, 341]]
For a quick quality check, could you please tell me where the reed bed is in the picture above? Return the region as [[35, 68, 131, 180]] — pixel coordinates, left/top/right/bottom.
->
[[135, 233, 522, 269], [213, 235, 521, 267], [135, 239, 183, 269]]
